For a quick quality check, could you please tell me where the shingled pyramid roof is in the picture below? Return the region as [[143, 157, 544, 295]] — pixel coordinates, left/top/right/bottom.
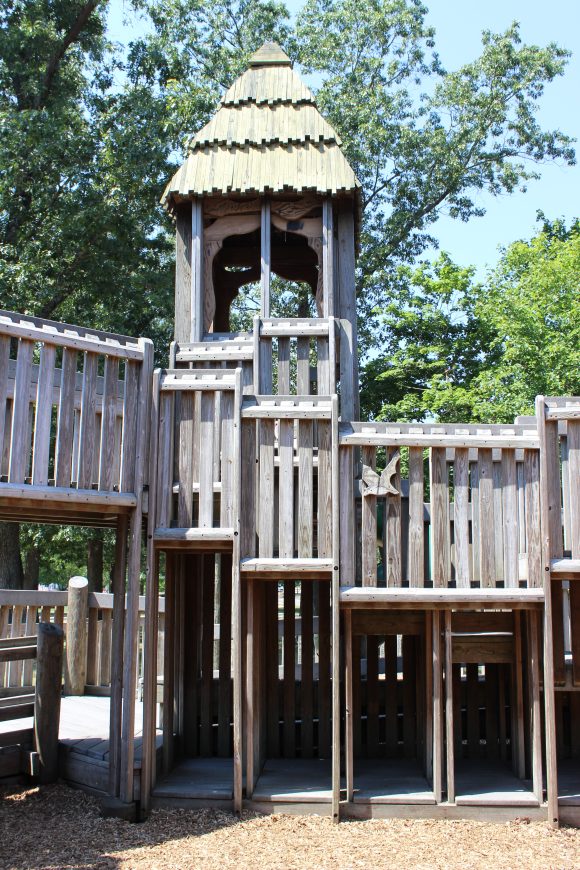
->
[[162, 42, 360, 208]]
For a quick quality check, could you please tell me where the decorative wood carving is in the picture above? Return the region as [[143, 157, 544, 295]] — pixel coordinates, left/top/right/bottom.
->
[[361, 453, 401, 497], [203, 194, 320, 220]]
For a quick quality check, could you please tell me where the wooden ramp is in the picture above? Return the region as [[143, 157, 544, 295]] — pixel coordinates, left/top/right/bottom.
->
[[352, 759, 435, 805]]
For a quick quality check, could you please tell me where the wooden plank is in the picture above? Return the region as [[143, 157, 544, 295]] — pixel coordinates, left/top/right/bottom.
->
[[344, 608, 353, 801], [298, 420, 314, 558], [317, 421, 332, 559], [452, 636, 513, 664], [278, 418, 294, 558], [177, 392, 194, 527], [361, 446, 377, 586], [21, 606, 36, 686], [191, 199, 203, 342], [445, 611, 454, 803], [86, 606, 99, 686], [513, 612, 526, 779], [529, 610, 543, 803], [386, 447, 402, 586], [384, 634, 397, 758], [218, 554, 232, 757], [322, 198, 334, 317], [162, 553, 175, 775], [261, 200, 271, 318], [200, 555, 214, 755], [265, 581, 279, 757], [258, 419, 275, 557], [524, 450, 543, 588], [318, 580, 331, 759], [198, 392, 215, 528], [478, 449, 495, 587], [432, 611, 443, 802], [98, 357, 120, 491], [501, 450, 518, 586], [0, 336, 11, 469], [301, 581, 313, 758], [430, 449, 449, 587], [277, 336, 290, 394], [296, 336, 310, 396], [408, 447, 425, 587], [453, 448, 470, 587], [31, 344, 56, 485], [220, 391, 235, 528], [283, 580, 295, 758], [77, 352, 99, 489], [240, 419, 257, 558], [471, 461, 480, 584], [352, 611, 424, 637], [569, 420, 580, 558], [8, 339, 33, 483], [339, 447, 355, 584], [493, 460, 504, 583], [55, 348, 77, 487]]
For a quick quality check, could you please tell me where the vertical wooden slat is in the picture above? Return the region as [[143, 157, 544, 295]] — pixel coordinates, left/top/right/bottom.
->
[[408, 447, 424, 587], [0, 336, 11, 464], [524, 450, 542, 588], [344, 608, 353, 801], [258, 419, 275, 557], [322, 198, 334, 317], [32, 343, 56, 485], [119, 361, 139, 493], [296, 336, 310, 396], [493, 459, 504, 582], [98, 357, 120, 491], [265, 581, 279, 756], [283, 580, 295, 757], [200, 555, 214, 755], [277, 336, 290, 394], [478, 449, 495, 587], [278, 418, 294, 558], [470, 461, 481, 584], [220, 391, 235, 528], [529, 610, 543, 802], [366, 635, 379, 757], [261, 200, 271, 319], [386, 447, 402, 586], [163, 553, 175, 774], [55, 347, 77, 487], [432, 611, 443, 802], [22, 605, 36, 686], [198, 392, 215, 528], [384, 634, 397, 757], [301, 581, 313, 757], [177, 392, 194, 527], [454, 447, 470, 587], [298, 420, 314, 558], [444, 611, 454, 803], [513, 611, 526, 779], [9, 605, 24, 687], [156, 392, 174, 528], [77, 352, 98, 489], [501, 449, 518, 586], [240, 419, 256, 558], [218, 554, 232, 756], [430, 448, 450, 587], [317, 420, 332, 558], [362, 446, 377, 586], [86, 606, 99, 686], [100, 609, 112, 687], [9, 339, 33, 483], [339, 447, 355, 584], [318, 579, 331, 758]]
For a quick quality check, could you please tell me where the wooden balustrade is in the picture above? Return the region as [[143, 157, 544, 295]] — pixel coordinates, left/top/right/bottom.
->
[[0, 309, 152, 526]]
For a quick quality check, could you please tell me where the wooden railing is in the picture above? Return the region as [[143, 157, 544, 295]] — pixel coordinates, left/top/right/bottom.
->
[[338, 420, 542, 591], [0, 309, 153, 523], [0, 587, 164, 696]]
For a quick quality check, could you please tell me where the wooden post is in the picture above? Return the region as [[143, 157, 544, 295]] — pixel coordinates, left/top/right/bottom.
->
[[444, 610, 455, 803], [191, 198, 204, 342], [174, 205, 192, 343], [34, 622, 64, 783], [261, 200, 271, 318], [109, 514, 128, 797], [65, 576, 88, 695], [322, 198, 335, 318], [432, 610, 443, 802]]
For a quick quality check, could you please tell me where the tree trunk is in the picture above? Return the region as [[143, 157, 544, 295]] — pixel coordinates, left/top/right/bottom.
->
[[0, 522, 23, 589], [87, 532, 103, 592], [23, 545, 40, 590]]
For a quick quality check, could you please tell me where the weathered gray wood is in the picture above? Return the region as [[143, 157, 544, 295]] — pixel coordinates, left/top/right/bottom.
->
[[386, 447, 402, 586], [524, 450, 542, 589], [361, 446, 377, 585], [0, 336, 11, 466], [177, 392, 194, 526], [34, 622, 64, 783], [240, 419, 256, 558], [430, 449, 449, 587], [337, 201, 358, 417], [174, 206, 192, 343], [198, 392, 215, 528], [261, 200, 271, 318], [191, 199, 204, 342], [278, 418, 294, 558], [298, 420, 314, 558], [296, 336, 310, 396], [220, 391, 235, 528], [322, 198, 334, 318], [432, 611, 442, 802], [339, 447, 355, 585], [32, 343, 56, 485], [9, 338, 33, 483], [98, 357, 120, 491], [501, 449, 518, 586], [258, 419, 275, 557], [65, 576, 89, 696], [478, 449, 495, 587], [78, 353, 98, 489], [408, 447, 424, 587], [344, 607, 353, 802], [55, 348, 77, 487], [513, 611, 525, 780], [317, 421, 333, 559], [453, 448, 470, 587]]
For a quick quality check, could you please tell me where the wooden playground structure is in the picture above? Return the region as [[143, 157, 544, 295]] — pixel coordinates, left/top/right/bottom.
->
[[0, 43, 579, 825]]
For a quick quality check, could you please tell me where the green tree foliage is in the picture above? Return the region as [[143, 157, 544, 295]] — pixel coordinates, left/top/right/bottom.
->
[[365, 218, 580, 424]]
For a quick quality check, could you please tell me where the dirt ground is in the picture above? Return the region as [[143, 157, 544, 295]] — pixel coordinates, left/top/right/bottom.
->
[[1, 783, 580, 870]]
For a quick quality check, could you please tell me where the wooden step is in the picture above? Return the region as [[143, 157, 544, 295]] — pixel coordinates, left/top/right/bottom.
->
[[153, 527, 235, 550], [242, 395, 333, 419], [551, 558, 580, 577], [339, 586, 545, 610], [241, 557, 334, 575]]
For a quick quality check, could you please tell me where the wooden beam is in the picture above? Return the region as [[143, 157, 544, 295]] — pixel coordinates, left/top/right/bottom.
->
[[191, 199, 203, 342], [261, 200, 271, 318], [322, 198, 334, 318]]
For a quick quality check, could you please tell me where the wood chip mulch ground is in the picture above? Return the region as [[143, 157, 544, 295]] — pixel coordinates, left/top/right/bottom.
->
[[1, 783, 579, 869]]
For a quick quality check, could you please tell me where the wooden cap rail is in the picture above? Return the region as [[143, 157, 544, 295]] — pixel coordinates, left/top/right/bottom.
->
[[173, 339, 254, 363], [0, 310, 145, 360], [339, 586, 545, 609], [339, 421, 539, 449], [242, 395, 333, 419], [259, 317, 333, 337], [159, 368, 237, 391]]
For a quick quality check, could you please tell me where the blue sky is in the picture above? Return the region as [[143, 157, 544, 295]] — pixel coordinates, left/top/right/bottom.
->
[[108, 0, 579, 277]]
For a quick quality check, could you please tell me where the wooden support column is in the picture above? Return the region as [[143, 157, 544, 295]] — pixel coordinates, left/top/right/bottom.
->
[[535, 395, 559, 826], [191, 198, 204, 342], [344, 608, 354, 803], [529, 609, 543, 803], [34, 622, 64, 784], [120, 338, 154, 807], [232, 369, 243, 813], [432, 611, 443, 803], [65, 576, 88, 696], [337, 200, 358, 417], [322, 198, 335, 318], [331, 395, 341, 822], [444, 610, 455, 803], [109, 514, 128, 797], [174, 204, 192, 343], [261, 200, 271, 318]]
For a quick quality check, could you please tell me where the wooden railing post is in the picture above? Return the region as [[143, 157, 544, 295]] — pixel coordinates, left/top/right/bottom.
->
[[34, 621, 64, 783], [65, 576, 88, 695]]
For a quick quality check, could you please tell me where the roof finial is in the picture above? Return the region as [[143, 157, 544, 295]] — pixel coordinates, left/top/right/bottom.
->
[[249, 41, 292, 68]]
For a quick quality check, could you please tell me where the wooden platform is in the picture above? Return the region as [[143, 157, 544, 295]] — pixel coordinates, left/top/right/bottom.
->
[[153, 757, 234, 801], [558, 762, 580, 806], [252, 758, 332, 803], [455, 760, 539, 807], [352, 758, 435, 804]]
